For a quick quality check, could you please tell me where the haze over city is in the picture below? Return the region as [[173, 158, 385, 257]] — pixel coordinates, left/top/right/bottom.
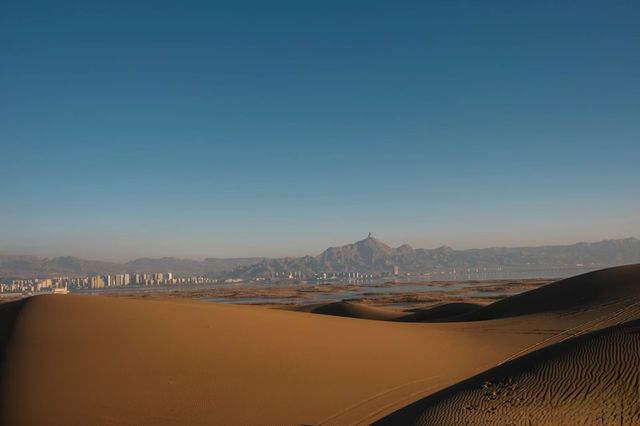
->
[[2, 1, 639, 261]]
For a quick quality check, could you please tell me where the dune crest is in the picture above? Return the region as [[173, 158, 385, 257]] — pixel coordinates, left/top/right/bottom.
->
[[293, 300, 485, 322], [461, 264, 640, 320], [292, 300, 406, 321]]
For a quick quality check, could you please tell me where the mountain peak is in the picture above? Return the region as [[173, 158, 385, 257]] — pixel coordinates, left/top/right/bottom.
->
[[353, 235, 393, 250]]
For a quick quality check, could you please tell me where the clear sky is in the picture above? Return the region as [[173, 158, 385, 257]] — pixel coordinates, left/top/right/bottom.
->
[[1, 0, 639, 261]]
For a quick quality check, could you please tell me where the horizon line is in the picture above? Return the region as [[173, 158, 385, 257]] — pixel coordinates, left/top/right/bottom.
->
[[1, 236, 637, 264]]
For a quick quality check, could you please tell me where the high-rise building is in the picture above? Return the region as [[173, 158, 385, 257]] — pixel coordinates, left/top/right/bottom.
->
[[36, 279, 52, 291], [90, 276, 105, 289]]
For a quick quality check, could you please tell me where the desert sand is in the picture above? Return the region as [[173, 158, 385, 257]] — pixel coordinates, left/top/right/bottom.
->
[[1, 265, 639, 425]]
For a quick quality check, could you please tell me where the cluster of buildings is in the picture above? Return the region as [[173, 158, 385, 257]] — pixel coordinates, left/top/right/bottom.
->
[[1, 278, 67, 294], [0, 273, 221, 295], [273, 268, 401, 282], [1, 264, 414, 295], [1, 268, 405, 294], [87, 272, 176, 289]]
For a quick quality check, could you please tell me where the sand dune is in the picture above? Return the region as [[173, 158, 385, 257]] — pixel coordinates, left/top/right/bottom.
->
[[461, 264, 640, 320], [292, 300, 406, 321], [0, 295, 540, 425], [294, 301, 484, 322], [1, 264, 639, 425], [376, 317, 640, 425], [398, 302, 484, 322]]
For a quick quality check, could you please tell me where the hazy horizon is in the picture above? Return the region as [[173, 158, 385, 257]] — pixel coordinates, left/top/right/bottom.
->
[[2, 1, 639, 261], [1, 234, 638, 263]]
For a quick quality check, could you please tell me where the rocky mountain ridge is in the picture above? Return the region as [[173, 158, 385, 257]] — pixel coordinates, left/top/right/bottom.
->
[[232, 236, 640, 277]]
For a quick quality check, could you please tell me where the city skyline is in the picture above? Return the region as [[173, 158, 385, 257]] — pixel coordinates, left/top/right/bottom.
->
[[2, 1, 639, 260], [4, 235, 639, 295]]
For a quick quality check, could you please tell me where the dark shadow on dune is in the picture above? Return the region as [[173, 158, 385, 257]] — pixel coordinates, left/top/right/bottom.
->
[[0, 299, 29, 416], [303, 301, 485, 323], [308, 301, 402, 321], [397, 302, 483, 322], [457, 264, 640, 321]]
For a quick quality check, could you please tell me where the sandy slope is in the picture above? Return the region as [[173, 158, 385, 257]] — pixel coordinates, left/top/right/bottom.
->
[[0, 296, 538, 425], [460, 264, 640, 320], [376, 317, 640, 425], [1, 264, 639, 425], [291, 300, 408, 321], [291, 301, 484, 322]]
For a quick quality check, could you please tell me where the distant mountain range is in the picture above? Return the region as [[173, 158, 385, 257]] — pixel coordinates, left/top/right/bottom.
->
[[232, 236, 640, 278], [1, 237, 639, 279]]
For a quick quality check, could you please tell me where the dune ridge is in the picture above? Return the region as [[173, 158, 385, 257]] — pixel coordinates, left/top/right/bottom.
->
[[291, 300, 407, 321], [460, 264, 640, 320], [293, 301, 485, 322]]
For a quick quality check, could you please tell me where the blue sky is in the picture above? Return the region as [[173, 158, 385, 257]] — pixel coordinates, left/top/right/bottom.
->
[[1, 0, 639, 260]]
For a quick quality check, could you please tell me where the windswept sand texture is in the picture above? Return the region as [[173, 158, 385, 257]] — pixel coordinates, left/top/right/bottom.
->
[[1, 265, 639, 425], [376, 318, 640, 425]]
